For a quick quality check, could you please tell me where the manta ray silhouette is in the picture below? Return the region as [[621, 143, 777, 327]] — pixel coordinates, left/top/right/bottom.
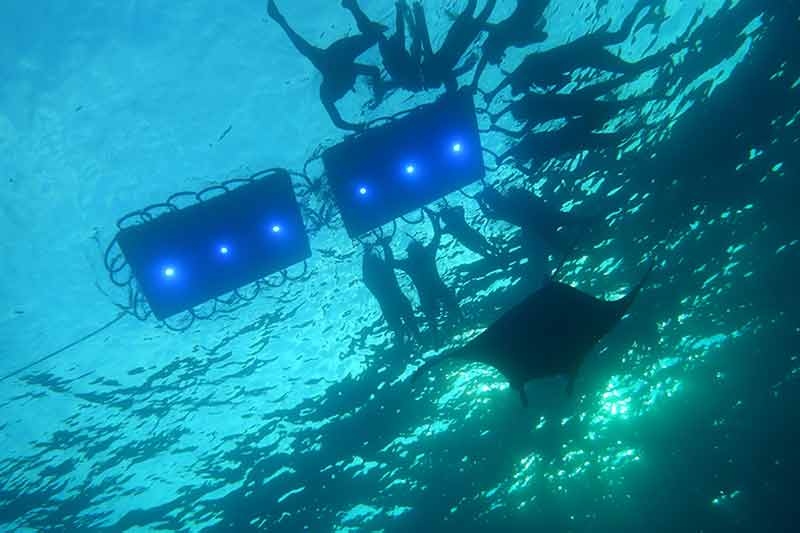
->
[[412, 262, 655, 406]]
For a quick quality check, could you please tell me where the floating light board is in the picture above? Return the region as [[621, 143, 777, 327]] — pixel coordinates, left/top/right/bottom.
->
[[323, 89, 485, 238], [116, 172, 310, 320]]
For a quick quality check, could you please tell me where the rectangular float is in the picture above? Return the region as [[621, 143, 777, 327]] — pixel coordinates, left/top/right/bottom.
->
[[323, 89, 485, 238], [116, 172, 310, 320]]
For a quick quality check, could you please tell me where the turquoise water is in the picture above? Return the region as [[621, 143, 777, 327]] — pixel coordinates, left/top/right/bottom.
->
[[1, 1, 798, 531]]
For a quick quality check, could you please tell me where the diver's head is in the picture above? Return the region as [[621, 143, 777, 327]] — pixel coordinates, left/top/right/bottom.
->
[[484, 35, 505, 65], [478, 186, 505, 207], [440, 205, 463, 225], [508, 98, 527, 120], [406, 239, 425, 259]]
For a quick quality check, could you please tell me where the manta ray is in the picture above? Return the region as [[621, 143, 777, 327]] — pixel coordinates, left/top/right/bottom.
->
[[412, 262, 655, 406]]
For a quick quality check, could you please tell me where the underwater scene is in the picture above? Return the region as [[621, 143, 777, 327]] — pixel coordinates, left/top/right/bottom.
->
[[1, 0, 798, 531]]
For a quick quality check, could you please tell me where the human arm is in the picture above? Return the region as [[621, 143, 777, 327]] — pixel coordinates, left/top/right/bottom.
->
[[425, 207, 443, 251]]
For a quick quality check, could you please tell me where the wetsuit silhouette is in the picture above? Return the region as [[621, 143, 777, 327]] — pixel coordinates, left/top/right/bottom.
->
[[268, 0, 382, 130], [486, 1, 673, 100], [413, 0, 497, 91], [497, 117, 631, 166], [490, 75, 650, 129], [472, 0, 549, 88], [439, 205, 500, 259], [388, 212, 461, 334], [343, 0, 424, 93], [478, 186, 594, 270], [362, 242, 421, 345]]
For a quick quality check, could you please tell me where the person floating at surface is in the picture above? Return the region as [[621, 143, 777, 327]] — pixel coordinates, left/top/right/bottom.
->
[[497, 117, 633, 168], [413, 0, 497, 92], [387, 210, 462, 336], [489, 74, 651, 130], [477, 186, 595, 274], [267, 0, 382, 130], [489, 76, 653, 139], [342, 0, 425, 93], [362, 241, 422, 346], [438, 204, 502, 260], [471, 0, 549, 89], [485, 1, 674, 101]]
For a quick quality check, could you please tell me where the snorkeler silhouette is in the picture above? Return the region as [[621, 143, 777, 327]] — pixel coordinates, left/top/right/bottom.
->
[[477, 185, 595, 270], [489, 75, 652, 131], [497, 117, 632, 167], [342, 0, 425, 93], [362, 240, 422, 346], [413, 0, 497, 91], [471, 0, 549, 88], [387, 210, 462, 335], [267, 0, 382, 130], [485, 1, 676, 101], [438, 204, 501, 260]]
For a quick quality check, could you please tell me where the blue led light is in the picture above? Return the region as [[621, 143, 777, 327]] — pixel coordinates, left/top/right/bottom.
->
[[163, 266, 176, 279], [358, 186, 368, 196], [405, 164, 416, 175], [452, 142, 463, 153], [219, 245, 230, 256], [272, 224, 282, 234]]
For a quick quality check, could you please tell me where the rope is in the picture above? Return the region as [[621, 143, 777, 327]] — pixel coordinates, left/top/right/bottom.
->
[[0, 312, 129, 383]]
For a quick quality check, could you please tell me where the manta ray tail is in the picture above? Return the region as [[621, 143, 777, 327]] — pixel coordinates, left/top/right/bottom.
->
[[616, 260, 657, 315]]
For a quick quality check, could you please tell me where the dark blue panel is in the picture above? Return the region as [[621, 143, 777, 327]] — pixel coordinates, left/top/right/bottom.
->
[[116, 171, 310, 320], [323, 89, 485, 238]]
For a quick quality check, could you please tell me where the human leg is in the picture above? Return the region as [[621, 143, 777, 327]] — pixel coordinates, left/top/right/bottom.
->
[[320, 83, 363, 131], [268, 0, 327, 71], [342, 0, 389, 36], [326, 33, 380, 67]]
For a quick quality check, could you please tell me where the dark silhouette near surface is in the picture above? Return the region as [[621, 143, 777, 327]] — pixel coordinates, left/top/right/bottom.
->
[[485, 2, 673, 100], [439, 204, 501, 259], [472, 0, 549, 88], [388, 210, 462, 335], [490, 75, 651, 130], [413, 0, 497, 91], [342, 0, 425, 93], [477, 185, 595, 273], [362, 241, 422, 345], [413, 262, 654, 406], [267, 0, 382, 130], [497, 117, 632, 166], [655, 5, 753, 92]]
